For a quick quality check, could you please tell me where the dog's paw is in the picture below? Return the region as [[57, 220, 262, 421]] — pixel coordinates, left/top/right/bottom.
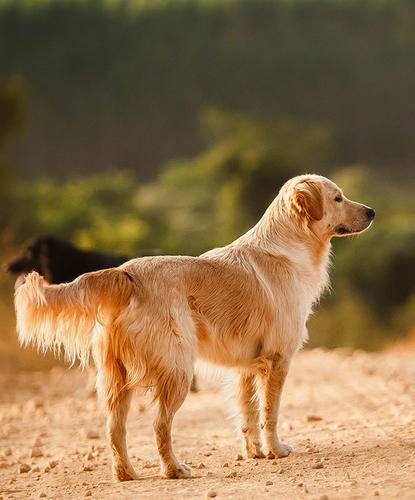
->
[[164, 463, 192, 479], [113, 465, 138, 482], [245, 439, 265, 459], [267, 443, 292, 459], [247, 449, 266, 459]]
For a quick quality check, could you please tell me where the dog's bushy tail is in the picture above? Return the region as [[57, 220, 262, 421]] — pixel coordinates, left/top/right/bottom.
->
[[15, 269, 135, 366]]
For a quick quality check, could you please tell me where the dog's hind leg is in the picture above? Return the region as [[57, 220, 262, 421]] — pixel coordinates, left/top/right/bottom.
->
[[258, 354, 292, 459], [107, 388, 137, 481], [238, 371, 265, 458], [96, 361, 137, 481], [153, 369, 192, 479]]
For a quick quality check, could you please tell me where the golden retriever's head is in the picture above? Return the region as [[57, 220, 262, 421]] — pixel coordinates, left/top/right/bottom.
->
[[279, 174, 375, 239]]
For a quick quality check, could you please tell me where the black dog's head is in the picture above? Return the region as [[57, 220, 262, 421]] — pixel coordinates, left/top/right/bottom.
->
[[6, 235, 69, 281]]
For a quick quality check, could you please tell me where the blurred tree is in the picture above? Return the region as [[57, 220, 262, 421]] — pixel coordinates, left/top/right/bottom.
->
[[0, 77, 27, 236], [331, 166, 415, 316], [1, 0, 415, 179], [0, 77, 26, 144], [11, 172, 148, 256], [139, 110, 331, 254], [307, 165, 415, 347]]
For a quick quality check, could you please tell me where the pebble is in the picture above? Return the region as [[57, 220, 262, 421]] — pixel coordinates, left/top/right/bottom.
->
[[31, 447, 44, 458], [83, 430, 99, 440], [31, 466, 40, 473], [83, 465, 94, 472], [85, 490, 92, 497], [19, 463, 31, 473], [196, 463, 206, 469], [312, 462, 324, 469], [48, 460, 59, 469], [203, 452, 212, 457], [3, 447, 12, 456], [39, 493, 47, 498], [265, 480, 273, 486], [226, 471, 237, 478], [307, 415, 323, 422], [373, 491, 380, 497], [222, 462, 229, 467], [207, 491, 217, 498], [236, 453, 243, 461], [26, 399, 44, 411]]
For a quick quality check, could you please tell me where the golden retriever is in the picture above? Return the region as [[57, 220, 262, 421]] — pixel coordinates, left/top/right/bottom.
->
[[14, 174, 375, 481]]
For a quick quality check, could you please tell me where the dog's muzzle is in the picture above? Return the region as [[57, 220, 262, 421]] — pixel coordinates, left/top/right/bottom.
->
[[334, 224, 350, 235]]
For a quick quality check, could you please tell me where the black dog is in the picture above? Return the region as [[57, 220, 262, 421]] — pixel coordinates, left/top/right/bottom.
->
[[7, 235, 159, 284]]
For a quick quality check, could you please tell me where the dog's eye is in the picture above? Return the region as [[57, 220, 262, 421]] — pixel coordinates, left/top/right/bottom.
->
[[334, 195, 343, 203]]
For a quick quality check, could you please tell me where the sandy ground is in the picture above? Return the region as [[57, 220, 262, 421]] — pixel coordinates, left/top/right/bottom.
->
[[0, 348, 414, 499]]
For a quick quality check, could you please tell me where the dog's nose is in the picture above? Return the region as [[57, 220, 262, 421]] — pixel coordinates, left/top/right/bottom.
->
[[366, 207, 375, 219]]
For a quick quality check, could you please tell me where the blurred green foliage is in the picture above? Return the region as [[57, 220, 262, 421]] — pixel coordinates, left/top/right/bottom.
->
[[4, 112, 415, 350], [309, 166, 415, 349], [138, 110, 330, 254], [11, 172, 148, 255]]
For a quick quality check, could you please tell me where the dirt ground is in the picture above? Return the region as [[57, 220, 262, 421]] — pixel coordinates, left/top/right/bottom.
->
[[0, 348, 414, 499]]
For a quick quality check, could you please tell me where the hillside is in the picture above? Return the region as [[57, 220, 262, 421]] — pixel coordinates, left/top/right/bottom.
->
[[1, 0, 415, 179]]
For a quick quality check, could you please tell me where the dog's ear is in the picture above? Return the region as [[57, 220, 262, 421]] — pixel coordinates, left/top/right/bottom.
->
[[293, 180, 323, 222]]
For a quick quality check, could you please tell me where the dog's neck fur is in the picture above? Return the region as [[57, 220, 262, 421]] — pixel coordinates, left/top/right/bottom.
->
[[255, 202, 330, 264], [219, 196, 332, 304]]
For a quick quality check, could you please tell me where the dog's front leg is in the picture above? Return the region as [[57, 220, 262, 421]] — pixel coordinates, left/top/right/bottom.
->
[[238, 371, 265, 458], [259, 354, 292, 459]]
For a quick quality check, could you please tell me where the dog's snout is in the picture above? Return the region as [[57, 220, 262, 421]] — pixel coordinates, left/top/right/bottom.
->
[[365, 207, 375, 219]]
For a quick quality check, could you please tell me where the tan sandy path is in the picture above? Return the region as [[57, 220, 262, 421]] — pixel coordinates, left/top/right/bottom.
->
[[0, 348, 414, 499]]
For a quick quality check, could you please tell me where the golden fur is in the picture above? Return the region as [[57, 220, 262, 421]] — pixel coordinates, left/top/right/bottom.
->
[[15, 174, 374, 481]]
